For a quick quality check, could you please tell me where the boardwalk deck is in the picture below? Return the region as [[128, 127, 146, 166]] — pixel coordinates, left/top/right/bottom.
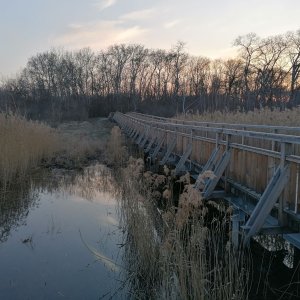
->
[[113, 112, 300, 248]]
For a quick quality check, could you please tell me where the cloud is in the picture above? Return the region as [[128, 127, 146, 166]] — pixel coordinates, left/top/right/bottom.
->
[[120, 8, 155, 21], [94, 0, 117, 11], [54, 20, 148, 50], [164, 19, 181, 29]]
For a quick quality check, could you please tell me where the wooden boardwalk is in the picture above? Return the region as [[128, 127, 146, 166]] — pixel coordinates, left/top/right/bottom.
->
[[113, 112, 300, 248]]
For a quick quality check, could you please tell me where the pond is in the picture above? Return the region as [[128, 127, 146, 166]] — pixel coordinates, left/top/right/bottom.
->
[[0, 164, 127, 300], [1, 158, 300, 300]]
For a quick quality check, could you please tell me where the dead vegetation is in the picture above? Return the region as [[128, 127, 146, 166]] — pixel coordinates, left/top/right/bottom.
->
[[0, 114, 110, 188], [0, 113, 60, 187], [180, 107, 300, 127], [109, 129, 250, 299], [106, 126, 128, 167]]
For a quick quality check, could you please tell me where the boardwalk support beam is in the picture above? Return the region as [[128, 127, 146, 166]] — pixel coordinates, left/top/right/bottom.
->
[[145, 135, 156, 153], [194, 147, 231, 199], [160, 135, 177, 165], [243, 164, 290, 246], [194, 146, 222, 190], [175, 143, 193, 174], [140, 126, 150, 148], [151, 133, 165, 160]]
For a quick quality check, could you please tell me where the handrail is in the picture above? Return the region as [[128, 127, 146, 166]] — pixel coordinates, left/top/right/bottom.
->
[[113, 111, 300, 242], [129, 112, 300, 134], [120, 112, 300, 145]]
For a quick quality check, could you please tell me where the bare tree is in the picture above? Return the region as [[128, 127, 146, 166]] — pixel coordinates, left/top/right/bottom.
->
[[234, 33, 260, 110], [286, 30, 300, 105]]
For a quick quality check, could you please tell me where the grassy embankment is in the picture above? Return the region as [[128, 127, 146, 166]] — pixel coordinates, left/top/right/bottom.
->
[[0, 113, 107, 189]]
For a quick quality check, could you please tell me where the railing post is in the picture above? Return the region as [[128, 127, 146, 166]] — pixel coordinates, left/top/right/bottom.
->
[[226, 134, 231, 151], [190, 128, 193, 170], [225, 134, 231, 192], [241, 126, 246, 145], [267, 129, 278, 181], [215, 132, 220, 149], [278, 142, 291, 226], [280, 142, 286, 169]]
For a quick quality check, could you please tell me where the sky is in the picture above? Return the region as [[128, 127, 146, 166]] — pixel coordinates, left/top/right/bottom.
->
[[1, 0, 300, 78]]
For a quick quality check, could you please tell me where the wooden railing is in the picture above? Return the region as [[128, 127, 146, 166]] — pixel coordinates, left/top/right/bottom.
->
[[113, 111, 300, 245]]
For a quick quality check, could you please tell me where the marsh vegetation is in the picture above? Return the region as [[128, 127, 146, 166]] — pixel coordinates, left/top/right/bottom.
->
[[1, 10, 300, 299], [1, 119, 300, 299], [107, 126, 300, 300], [179, 107, 300, 127], [0, 113, 111, 191]]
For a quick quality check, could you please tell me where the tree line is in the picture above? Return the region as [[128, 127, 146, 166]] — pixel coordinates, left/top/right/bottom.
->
[[1, 29, 300, 120]]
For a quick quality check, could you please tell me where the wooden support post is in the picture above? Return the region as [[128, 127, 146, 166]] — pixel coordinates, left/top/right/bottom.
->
[[226, 134, 231, 151], [151, 132, 165, 159], [202, 149, 231, 198], [136, 125, 146, 145], [224, 134, 231, 192], [232, 210, 245, 249], [140, 125, 150, 148], [243, 164, 290, 246], [145, 135, 156, 153], [278, 142, 292, 226], [160, 134, 177, 165], [216, 132, 220, 149], [175, 143, 193, 174], [241, 126, 246, 145], [194, 146, 222, 190], [189, 129, 193, 170]]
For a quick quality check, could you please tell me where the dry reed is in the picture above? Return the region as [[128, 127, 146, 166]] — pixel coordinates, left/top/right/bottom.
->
[[180, 107, 300, 127], [106, 126, 128, 166], [0, 113, 60, 187], [114, 151, 250, 299]]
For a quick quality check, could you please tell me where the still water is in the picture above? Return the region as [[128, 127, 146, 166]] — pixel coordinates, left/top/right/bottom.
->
[[0, 165, 127, 300]]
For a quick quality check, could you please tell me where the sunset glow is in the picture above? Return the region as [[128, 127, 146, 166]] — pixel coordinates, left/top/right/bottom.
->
[[1, 0, 300, 77]]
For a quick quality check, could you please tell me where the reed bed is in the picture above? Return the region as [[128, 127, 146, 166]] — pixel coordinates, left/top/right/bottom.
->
[[0, 113, 60, 187], [0, 114, 110, 188], [180, 108, 300, 127], [113, 149, 250, 299], [106, 126, 128, 166]]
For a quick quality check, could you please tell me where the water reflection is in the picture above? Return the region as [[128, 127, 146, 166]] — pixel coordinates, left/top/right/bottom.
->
[[254, 234, 295, 268], [0, 182, 39, 243], [0, 164, 127, 300]]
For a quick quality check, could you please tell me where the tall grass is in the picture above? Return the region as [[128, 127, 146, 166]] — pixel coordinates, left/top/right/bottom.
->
[[0, 113, 60, 187], [115, 153, 250, 299], [106, 126, 128, 166], [159, 176, 250, 299], [180, 107, 300, 127]]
